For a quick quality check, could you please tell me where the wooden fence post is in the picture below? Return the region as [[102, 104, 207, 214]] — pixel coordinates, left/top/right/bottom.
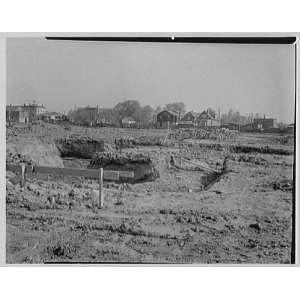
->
[[20, 163, 26, 188], [99, 168, 104, 208]]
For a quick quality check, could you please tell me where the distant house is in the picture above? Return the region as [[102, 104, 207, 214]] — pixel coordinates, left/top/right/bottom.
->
[[177, 111, 197, 128], [253, 117, 275, 130], [121, 117, 136, 127], [196, 110, 220, 128], [156, 110, 179, 129], [6, 102, 45, 123], [6, 105, 29, 124], [21, 102, 46, 122], [181, 111, 198, 122]]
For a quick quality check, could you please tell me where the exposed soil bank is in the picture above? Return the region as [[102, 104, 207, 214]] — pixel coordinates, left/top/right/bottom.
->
[[55, 137, 105, 159], [114, 136, 164, 149], [194, 141, 293, 155], [88, 152, 159, 183], [6, 138, 64, 167], [231, 144, 292, 155]]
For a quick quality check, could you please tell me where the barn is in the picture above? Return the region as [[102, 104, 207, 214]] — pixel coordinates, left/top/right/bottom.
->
[[156, 110, 179, 129]]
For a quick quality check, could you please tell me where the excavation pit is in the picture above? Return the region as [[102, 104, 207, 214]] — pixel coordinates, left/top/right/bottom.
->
[[55, 137, 105, 159], [88, 152, 160, 183]]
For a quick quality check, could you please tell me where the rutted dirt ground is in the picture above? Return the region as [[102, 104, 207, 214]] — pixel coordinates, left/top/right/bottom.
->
[[6, 124, 294, 263]]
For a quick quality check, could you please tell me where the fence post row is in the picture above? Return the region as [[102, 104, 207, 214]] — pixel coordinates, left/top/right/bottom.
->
[[7, 163, 135, 210]]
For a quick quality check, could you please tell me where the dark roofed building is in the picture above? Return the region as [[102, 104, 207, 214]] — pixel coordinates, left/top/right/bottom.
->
[[178, 111, 198, 128], [181, 111, 198, 122], [253, 117, 275, 130], [156, 110, 179, 129]]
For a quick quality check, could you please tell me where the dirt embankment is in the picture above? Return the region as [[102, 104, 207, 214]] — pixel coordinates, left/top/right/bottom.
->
[[231, 144, 293, 155], [6, 136, 106, 168], [6, 135, 106, 169], [193, 141, 293, 155], [6, 138, 64, 167]]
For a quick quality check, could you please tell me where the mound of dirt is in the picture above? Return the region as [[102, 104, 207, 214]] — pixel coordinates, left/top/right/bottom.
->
[[237, 154, 268, 165], [134, 135, 164, 146], [272, 179, 293, 192], [114, 137, 136, 149], [231, 144, 292, 155], [114, 135, 164, 149], [6, 138, 64, 167], [169, 128, 238, 141], [196, 141, 292, 155], [88, 152, 159, 183], [274, 135, 294, 145], [55, 137, 105, 159]]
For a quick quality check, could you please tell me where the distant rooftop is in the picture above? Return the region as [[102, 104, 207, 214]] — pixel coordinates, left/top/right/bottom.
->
[[7, 102, 45, 108], [22, 102, 45, 107]]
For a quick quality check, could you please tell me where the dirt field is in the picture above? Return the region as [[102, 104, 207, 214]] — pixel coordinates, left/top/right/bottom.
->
[[6, 123, 294, 263]]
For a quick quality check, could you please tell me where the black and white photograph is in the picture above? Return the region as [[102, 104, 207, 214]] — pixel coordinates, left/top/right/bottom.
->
[[5, 35, 296, 264]]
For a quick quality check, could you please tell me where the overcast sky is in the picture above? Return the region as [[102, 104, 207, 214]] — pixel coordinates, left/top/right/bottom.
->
[[7, 38, 295, 123]]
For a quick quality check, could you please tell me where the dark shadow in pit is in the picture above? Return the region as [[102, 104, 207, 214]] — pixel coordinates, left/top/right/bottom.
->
[[55, 138, 105, 159], [88, 152, 160, 184], [201, 170, 227, 191]]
